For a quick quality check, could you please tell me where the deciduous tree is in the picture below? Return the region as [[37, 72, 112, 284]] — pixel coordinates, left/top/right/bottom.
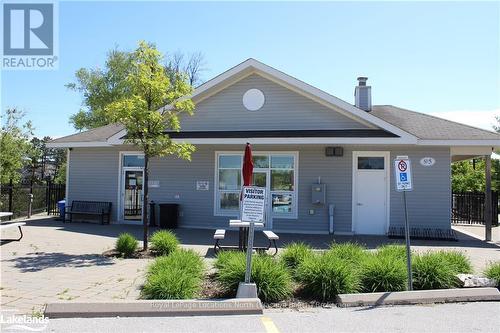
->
[[0, 108, 34, 184], [106, 41, 195, 250], [68, 48, 204, 131]]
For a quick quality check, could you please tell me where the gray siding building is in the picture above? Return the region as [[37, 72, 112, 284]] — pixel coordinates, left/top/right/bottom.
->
[[49, 59, 500, 235]]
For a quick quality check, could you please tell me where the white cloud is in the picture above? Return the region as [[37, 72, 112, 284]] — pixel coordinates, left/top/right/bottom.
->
[[427, 109, 500, 131]]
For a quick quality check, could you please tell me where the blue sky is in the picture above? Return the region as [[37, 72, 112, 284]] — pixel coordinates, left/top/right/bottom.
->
[[1, 1, 499, 138]]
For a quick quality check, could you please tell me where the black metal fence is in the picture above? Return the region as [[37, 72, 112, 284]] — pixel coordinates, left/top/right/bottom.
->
[[46, 183, 66, 215], [452, 191, 499, 226], [0, 183, 65, 219]]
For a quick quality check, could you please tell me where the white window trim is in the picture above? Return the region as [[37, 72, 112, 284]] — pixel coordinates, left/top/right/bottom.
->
[[213, 151, 299, 219], [117, 151, 145, 223], [351, 151, 390, 234]]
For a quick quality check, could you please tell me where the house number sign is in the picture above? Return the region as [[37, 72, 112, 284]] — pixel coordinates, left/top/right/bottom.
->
[[420, 157, 435, 167]]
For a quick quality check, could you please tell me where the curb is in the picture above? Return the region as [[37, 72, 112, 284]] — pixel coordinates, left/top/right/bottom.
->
[[44, 298, 263, 318], [336, 287, 500, 307]]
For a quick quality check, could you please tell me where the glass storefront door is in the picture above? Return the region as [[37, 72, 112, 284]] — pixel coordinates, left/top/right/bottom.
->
[[122, 169, 144, 220]]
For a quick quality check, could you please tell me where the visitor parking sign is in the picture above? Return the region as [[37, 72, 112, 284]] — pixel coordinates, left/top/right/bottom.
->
[[395, 156, 413, 191]]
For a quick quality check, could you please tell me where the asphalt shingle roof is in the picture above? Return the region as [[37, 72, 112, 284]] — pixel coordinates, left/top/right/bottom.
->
[[48, 106, 500, 144], [49, 123, 124, 143], [371, 105, 500, 140]]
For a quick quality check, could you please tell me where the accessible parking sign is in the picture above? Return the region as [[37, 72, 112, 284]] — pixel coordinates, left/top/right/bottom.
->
[[394, 156, 413, 191]]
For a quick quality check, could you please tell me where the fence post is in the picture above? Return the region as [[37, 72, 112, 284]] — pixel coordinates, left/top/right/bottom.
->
[[8, 179, 13, 220], [485, 155, 492, 241], [27, 193, 33, 219], [46, 181, 50, 215]]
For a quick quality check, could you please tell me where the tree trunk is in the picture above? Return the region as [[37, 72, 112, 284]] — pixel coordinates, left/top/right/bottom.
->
[[143, 154, 149, 250]]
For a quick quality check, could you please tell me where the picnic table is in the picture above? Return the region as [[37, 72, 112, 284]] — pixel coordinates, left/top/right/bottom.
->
[[0, 212, 13, 220], [229, 219, 264, 251], [0, 212, 25, 241]]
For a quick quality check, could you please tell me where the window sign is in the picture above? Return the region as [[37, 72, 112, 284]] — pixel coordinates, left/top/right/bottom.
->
[[241, 187, 266, 223], [196, 181, 209, 191]]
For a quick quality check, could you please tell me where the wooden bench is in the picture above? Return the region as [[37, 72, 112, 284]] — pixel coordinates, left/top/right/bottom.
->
[[0, 222, 26, 241], [64, 201, 112, 225], [263, 230, 279, 255], [213, 229, 226, 253]]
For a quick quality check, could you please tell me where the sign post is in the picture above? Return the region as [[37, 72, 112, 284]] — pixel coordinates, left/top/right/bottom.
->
[[241, 187, 266, 284], [394, 156, 413, 291]]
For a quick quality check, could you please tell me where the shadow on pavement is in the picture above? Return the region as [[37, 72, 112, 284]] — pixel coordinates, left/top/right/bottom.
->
[[6, 252, 115, 272]]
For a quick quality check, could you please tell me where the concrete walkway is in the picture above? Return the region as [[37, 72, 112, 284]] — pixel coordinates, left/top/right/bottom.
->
[[1, 215, 499, 314]]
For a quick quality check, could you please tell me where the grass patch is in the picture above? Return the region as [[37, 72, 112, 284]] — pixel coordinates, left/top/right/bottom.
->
[[327, 242, 366, 266], [376, 244, 407, 262], [150, 230, 179, 256], [280, 242, 314, 277], [360, 253, 407, 292], [115, 233, 138, 258], [142, 249, 204, 299], [296, 253, 360, 301], [214, 250, 245, 270], [216, 253, 292, 302], [437, 251, 473, 274], [484, 262, 500, 288], [148, 249, 204, 278], [412, 252, 460, 290]]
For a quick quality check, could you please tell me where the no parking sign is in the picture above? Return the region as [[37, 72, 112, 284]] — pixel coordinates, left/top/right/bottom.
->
[[394, 156, 413, 191], [394, 155, 414, 290]]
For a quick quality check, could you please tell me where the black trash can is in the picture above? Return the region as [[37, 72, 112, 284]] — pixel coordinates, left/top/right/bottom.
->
[[158, 203, 179, 229]]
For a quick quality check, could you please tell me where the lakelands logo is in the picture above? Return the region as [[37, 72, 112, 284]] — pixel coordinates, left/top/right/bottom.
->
[[0, 309, 49, 332], [2, 1, 58, 69]]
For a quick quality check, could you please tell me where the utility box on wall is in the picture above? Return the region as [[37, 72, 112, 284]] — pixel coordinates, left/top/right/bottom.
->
[[311, 184, 326, 205]]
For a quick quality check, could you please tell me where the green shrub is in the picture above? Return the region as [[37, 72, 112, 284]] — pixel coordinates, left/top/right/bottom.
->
[[360, 253, 407, 292], [150, 230, 179, 256], [142, 268, 202, 299], [412, 252, 460, 290], [327, 242, 366, 266], [484, 262, 500, 288], [438, 251, 473, 274], [214, 251, 246, 270], [148, 249, 204, 278], [143, 249, 204, 299], [115, 233, 138, 258], [296, 253, 360, 301], [280, 242, 313, 275], [376, 244, 407, 262], [216, 253, 292, 302]]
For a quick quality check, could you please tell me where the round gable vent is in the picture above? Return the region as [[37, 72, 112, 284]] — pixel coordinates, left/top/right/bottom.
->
[[243, 89, 265, 111]]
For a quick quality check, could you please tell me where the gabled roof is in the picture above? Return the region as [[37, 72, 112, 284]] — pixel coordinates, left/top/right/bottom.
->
[[371, 105, 500, 143], [46, 59, 500, 148], [171, 58, 417, 142], [49, 123, 124, 146]]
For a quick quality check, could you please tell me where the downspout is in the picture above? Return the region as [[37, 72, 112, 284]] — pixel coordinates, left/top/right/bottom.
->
[[329, 204, 335, 234]]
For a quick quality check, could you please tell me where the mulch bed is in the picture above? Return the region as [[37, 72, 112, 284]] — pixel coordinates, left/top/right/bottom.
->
[[102, 249, 156, 259]]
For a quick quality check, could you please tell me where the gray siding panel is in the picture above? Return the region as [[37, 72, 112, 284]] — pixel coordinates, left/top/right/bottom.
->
[[180, 74, 370, 131], [67, 145, 451, 233], [67, 148, 120, 221]]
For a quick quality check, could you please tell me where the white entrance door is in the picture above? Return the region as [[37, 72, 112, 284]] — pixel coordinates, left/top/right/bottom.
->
[[352, 152, 389, 235]]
